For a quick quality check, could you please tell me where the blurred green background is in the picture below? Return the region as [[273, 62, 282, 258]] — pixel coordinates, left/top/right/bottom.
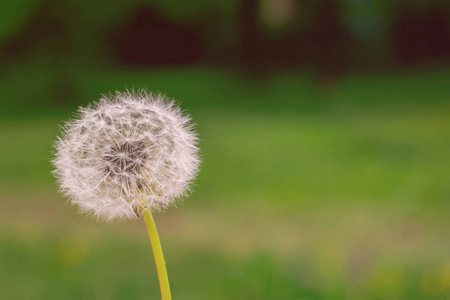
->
[[1, 0, 450, 299]]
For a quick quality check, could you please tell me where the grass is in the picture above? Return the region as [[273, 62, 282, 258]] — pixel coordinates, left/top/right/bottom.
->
[[0, 65, 449, 299], [1, 105, 449, 208]]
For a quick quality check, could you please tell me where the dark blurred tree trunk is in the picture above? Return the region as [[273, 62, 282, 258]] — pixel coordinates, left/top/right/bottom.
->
[[238, 0, 265, 72], [310, 0, 352, 94], [392, 1, 450, 66]]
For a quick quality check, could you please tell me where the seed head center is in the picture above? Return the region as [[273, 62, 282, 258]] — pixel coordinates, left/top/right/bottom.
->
[[103, 141, 147, 177]]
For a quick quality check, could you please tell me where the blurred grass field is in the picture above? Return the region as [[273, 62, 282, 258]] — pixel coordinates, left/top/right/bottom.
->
[[0, 66, 450, 299]]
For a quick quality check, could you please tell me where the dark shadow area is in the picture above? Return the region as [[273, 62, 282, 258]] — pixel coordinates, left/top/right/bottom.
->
[[108, 6, 205, 66]]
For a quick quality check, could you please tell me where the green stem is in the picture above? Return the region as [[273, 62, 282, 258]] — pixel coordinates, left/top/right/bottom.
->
[[144, 209, 172, 300]]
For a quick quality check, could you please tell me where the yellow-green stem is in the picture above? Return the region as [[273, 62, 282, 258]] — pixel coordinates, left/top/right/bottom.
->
[[144, 209, 172, 300]]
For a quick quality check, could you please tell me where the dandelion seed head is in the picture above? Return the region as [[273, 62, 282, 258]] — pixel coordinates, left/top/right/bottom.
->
[[53, 90, 200, 220]]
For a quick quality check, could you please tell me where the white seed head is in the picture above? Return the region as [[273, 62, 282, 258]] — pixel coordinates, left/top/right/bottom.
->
[[53, 90, 200, 220]]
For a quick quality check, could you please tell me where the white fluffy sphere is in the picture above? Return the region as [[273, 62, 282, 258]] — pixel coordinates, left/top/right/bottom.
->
[[53, 91, 200, 220]]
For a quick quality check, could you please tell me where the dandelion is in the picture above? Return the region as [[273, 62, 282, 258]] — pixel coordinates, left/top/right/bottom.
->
[[53, 90, 200, 300]]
